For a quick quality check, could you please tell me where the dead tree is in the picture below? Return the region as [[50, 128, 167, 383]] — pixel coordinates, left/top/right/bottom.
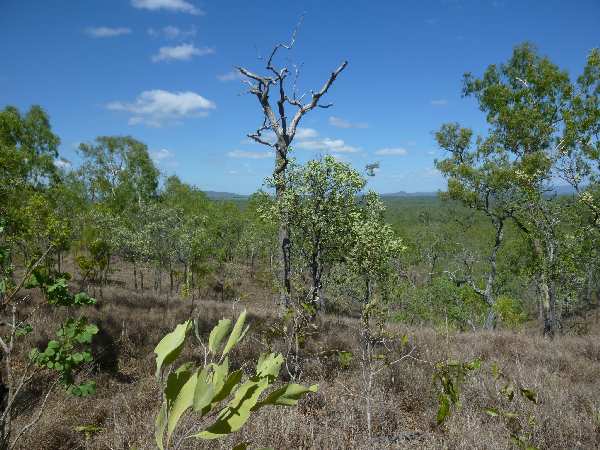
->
[[237, 22, 347, 305]]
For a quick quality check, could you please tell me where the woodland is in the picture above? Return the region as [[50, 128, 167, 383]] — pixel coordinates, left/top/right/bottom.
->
[[1, 38, 600, 449]]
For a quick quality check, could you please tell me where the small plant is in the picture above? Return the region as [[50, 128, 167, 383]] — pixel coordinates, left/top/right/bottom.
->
[[0, 235, 99, 448], [29, 318, 98, 396], [154, 309, 318, 450], [484, 363, 539, 449], [433, 358, 481, 425], [74, 424, 104, 440]]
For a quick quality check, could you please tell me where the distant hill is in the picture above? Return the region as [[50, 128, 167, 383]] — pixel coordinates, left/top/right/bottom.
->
[[203, 191, 248, 200], [380, 191, 439, 198], [202, 185, 576, 201]]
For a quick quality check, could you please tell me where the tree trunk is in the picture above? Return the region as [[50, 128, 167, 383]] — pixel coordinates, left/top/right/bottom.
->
[[482, 218, 504, 330], [484, 309, 497, 330], [541, 276, 558, 337], [275, 142, 292, 307], [249, 249, 255, 279], [133, 263, 138, 291]]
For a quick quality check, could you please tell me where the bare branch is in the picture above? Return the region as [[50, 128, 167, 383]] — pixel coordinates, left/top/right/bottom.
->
[[9, 379, 58, 450], [265, 14, 305, 74], [289, 60, 348, 137], [4, 246, 53, 307]]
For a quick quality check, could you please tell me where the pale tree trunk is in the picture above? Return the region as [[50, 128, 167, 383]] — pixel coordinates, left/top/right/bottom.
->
[[483, 218, 504, 330], [534, 239, 558, 336]]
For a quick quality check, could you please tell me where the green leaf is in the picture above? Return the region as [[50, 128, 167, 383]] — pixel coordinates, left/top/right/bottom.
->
[[69, 381, 96, 397], [465, 358, 481, 370], [154, 320, 191, 378], [193, 367, 215, 414], [15, 323, 33, 337], [194, 376, 270, 440], [211, 357, 230, 394], [166, 370, 198, 444], [337, 351, 353, 369], [155, 402, 167, 450], [165, 367, 194, 408], [211, 369, 244, 406], [232, 443, 250, 450], [484, 407, 499, 417], [253, 383, 318, 409], [256, 352, 284, 379], [208, 318, 231, 354], [520, 388, 537, 403], [222, 310, 249, 357], [436, 393, 450, 425]]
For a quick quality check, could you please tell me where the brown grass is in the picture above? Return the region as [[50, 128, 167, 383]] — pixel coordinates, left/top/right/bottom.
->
[[9, 266, 600, 450]]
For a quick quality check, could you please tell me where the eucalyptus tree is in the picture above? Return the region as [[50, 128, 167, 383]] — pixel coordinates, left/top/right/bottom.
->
[[237, 22, 347, 305], [264, 156, 366, 312], [0, 105, 61, 259], [78, 136, 159, 213], [435, 123, 514, 329], [559, 48, 600, 248], [442, 43, 588, 335]]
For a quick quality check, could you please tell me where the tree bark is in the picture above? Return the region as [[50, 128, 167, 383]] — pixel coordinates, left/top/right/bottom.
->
[[275, 141, 292, 306], [482, 218, 504, 330], [534, 239, 557, 336]]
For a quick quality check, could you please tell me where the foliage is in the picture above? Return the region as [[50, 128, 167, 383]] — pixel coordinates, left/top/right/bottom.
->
[[263, 155, 367, 309], [29, 318, 98, 396], [433, 358, 481, 425], [484, 363, 540, 449], [154, 310, 317, 449], [493, 295, 528, 328]]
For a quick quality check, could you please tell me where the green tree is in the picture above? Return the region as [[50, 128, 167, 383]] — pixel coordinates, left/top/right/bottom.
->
[[265, 156, 366, 311], [442, 43, 589, 335], [78, 136, 159, 213]]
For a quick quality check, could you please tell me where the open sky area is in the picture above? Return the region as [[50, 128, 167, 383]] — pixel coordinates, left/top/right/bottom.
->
[[1, 0, 599, 194]]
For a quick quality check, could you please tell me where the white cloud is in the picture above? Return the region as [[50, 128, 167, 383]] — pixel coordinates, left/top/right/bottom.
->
[[294, 127, 318, 140], [328, 116, 368, 129], [151, 148, 173, 161], [107, 89, 216, 126], [217, 71, 244, 82], [54, 158, 71, 169], [152, 43, 214, 62], [151, 148, 178, 167], [227, 149, 273, 159], [148, 25, 196, 40], [296, 138, 359, 153], [85, 27, 132, 38], [375, 147, 408, 156], [131, 0, 203, 15], [430, 99, 448, 106]]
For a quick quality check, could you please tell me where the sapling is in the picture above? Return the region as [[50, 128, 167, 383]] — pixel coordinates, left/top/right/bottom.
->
[[154, 309, 318, 450], [0, 234, 98, 449]]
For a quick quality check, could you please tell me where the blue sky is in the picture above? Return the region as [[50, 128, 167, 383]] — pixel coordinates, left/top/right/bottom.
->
[[1, 0, 599, 194]]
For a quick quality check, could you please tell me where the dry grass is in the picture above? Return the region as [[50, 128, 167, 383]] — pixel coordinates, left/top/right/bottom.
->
[[9, 268, 600, 450]]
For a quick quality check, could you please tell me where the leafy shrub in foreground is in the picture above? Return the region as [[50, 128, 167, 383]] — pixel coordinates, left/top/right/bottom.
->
[[154, 309, 318, 450]]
